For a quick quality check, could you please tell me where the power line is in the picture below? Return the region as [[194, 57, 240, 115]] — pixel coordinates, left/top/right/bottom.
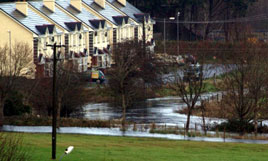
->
[[153, 14, 268, 24]]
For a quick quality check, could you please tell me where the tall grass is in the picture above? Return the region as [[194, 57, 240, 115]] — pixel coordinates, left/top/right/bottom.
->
[[0, 134, 30, 161]]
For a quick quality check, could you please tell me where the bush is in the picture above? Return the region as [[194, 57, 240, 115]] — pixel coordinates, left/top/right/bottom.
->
[[212, 119, 254, 133], [0, 133, 30, 161], [4, 91, 31, 116]]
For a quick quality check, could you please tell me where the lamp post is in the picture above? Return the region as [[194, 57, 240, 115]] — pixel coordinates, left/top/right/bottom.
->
[[7, 30, 11, 74], [177, 12, 180, 55]]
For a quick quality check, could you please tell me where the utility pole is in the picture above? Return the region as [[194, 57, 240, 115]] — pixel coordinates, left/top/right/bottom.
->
[[46, 42, 64, 160]]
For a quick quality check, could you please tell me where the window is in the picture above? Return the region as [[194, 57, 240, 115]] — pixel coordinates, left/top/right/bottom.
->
[[73, 34, 76, 46], [79, 34, 82, 46], [102, 31, 105, 43], [43, 38, 47, 50], [97, 32, 100, 44], [106, 31, 109, 42], [121, 28, 124, 40]]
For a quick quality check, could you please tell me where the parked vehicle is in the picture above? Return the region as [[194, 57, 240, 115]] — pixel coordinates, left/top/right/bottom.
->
[[91, 70, 105, 84]]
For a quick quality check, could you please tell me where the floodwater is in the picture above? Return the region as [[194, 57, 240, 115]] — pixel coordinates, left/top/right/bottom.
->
[[3, 92, 268, 143], [83, 92, 225, 128], [3, 125, 268, 144]]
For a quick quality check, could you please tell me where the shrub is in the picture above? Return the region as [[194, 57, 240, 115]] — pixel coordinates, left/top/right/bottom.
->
[[212, 119, 254, 133], [4, 91, 31, 116], [0, 133, 30, 161]]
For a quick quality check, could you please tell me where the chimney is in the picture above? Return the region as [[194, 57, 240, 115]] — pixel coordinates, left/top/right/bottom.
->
[[43, 0, 55, 12], [94, 0, 105, 9], [70, 0, 82, 12], [117, 0, 126, 6], [16, 1, 28, 16]]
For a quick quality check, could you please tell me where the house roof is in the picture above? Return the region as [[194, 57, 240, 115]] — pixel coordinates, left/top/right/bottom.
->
[[0, 3, 60, 35], [89, 19, 106, 29], [82, 0, 126, 26], [112, 16, 128, 25], [56, 0, 104, 29], [107, 0, 143, 23], [29, 1, 83, 32], [64, 22, 82, 31], [35, 24, 55, 34], [134, 13, 150, 23]]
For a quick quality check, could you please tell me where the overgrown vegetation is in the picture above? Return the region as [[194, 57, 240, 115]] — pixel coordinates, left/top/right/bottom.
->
[[0, 133, 30, 161], [4, 91, 31, 116]]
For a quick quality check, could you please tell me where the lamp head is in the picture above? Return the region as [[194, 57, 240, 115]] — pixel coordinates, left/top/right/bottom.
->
[[65, 146, 74, 155]]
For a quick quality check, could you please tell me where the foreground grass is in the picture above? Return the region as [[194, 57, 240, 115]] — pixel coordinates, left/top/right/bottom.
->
[[4, 132, 267, 161]]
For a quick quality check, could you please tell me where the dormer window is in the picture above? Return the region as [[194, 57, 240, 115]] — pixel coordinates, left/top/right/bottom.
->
[[95, 32, 98, 36], [79, 34, 82, 39]]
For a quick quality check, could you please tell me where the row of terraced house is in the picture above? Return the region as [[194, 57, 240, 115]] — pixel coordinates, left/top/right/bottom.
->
[[0, 0, 154, 78]]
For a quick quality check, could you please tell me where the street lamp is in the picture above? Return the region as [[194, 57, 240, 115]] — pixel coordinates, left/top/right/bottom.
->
[[59, 146, 74, 161], [7, 30, 11, 74], [177, 12, 180, 55]]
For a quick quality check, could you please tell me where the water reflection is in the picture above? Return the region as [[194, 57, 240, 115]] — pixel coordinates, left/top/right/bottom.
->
[[83, 93, 225, 128]]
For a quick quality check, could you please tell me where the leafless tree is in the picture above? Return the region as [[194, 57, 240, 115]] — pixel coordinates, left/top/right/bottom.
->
[[168, 52, 213, 133], [29, 61, 87, 119], [108, 41, 159, 130], [220, 42, 268, 134], [0, 42, 32, 128], [56, 62, 87, 119]]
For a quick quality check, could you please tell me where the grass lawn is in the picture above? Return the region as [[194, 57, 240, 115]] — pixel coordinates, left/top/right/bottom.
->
[[5, 132, 268, 161]]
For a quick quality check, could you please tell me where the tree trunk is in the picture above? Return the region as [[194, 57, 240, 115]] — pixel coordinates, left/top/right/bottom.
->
[[201, 101, 207, 135], [254, 109, 258, 136], [186, 107, 192, 133], [122, 93, 126, 131]]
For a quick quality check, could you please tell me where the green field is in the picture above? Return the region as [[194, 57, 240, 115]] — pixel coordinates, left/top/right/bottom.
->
[[5, 132, 268, 161]]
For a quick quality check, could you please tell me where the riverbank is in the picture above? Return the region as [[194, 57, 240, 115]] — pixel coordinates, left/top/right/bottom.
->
[[3, 132, 268, 161]]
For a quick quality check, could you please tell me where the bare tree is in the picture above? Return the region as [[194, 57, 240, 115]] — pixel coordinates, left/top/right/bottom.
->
[[56, 62, 87, 119], [29, 62, 87, 119], [169, 63, 205, 133], [220, 42, 268, 134], [108, 41, 144, 130], [168, 51, 213, 133], [108, 41, 159, 130], [0, 42, 32, 128]]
